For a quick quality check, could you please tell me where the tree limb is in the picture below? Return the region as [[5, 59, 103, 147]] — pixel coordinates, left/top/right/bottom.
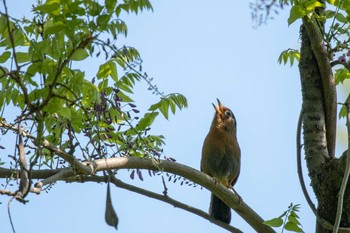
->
[[16, 125, 29, 201], [68, 174, 244, 233], [0, 121, 94, 175], [302, 16, 337, 159], [0, 156, 276, 233], [296, 109, 317, 214]]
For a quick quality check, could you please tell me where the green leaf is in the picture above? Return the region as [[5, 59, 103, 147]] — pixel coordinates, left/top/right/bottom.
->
[[304, 0, 324, 11], [326, 0, 336, 5], [325, 10, 335, 19], [60, 107, 71, 120], [335, 12, 347, 23], [0, 51, 11, 63], [335, 68, 350, 85], [44, 20, 65, 35], [135, 112, 159, 131], [0, 67, 7, 78], [284, 222, 304, 232], [71, 48, 89, 61], [339, 104, 347, 119], [159, 99, 170, 119], [149, 101, 162, 111], [98, 78, 109, 90], [263, 217, 283, 227], [97, 14, 111, 27], [288, 5, 305, 26], [108, 61, 118, 82], [12, 28, 26, 47], [16, 52, 31, 63], [278, 49, 300, 67], [105, 0, 117, 13], [288, 214, 301, 225], [97, 62, 112, 79], [117, 91, 133, 102], [35, 0, 60, 15]]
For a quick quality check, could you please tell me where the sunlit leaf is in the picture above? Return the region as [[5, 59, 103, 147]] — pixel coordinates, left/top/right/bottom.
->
[[284, 222, 304, 232], [263, 217, 283, 227], [16, 52, 31, 63], [335, 68, 350, 85], [44, 20, 65, 35], [71, 48, 89, 61], [288, 5, 305, 26], [0, 51, 11, 63]]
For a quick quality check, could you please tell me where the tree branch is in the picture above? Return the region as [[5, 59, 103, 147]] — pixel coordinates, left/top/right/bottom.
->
[[67, 174, 244, 233], [0, 157, 276, 233], [302, 16, 337, 159], [296, 109, 317, 214], [0, 121, 94, 175], [16, 125, 29, 201]]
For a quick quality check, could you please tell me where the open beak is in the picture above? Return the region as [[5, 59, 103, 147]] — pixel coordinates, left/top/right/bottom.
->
[[212, 98, 224, 114]]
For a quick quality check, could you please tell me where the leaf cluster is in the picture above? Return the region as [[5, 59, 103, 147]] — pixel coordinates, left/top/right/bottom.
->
[[0, 0, 187, 184], [264, 203, 304, 233]]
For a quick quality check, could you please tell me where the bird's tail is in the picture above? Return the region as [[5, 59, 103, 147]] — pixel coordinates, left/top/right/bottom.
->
[[209, 194, 231, 224]]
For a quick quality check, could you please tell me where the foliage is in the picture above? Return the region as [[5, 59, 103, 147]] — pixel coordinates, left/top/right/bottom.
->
[[0, 0, 187, 190], [278, 49, 300, 66], [264, 203, 304, 233], [287, 0, 324, 25], [273, 0, 350, 119]]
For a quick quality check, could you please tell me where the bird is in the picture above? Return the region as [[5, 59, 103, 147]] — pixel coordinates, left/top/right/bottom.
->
[[200, 98, 241, 224]]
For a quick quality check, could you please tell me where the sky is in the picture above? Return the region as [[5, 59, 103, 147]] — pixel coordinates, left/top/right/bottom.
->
[[1, 1, 348, 233]]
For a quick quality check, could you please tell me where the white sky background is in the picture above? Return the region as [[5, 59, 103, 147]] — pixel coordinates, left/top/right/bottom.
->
[[1, 1, 348, 233]]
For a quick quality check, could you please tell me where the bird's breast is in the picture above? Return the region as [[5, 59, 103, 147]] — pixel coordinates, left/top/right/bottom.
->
[[201, 130, 241, 184]]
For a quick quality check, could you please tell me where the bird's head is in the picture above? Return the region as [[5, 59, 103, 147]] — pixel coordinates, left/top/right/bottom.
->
[[212, 98, 237, 131]]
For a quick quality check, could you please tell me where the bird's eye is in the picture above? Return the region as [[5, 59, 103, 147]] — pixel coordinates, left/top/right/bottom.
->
[[224, 110, 233, 118]]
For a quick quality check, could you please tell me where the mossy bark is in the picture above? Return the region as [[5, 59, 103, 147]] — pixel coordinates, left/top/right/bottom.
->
[[299, 25, 350, 232]]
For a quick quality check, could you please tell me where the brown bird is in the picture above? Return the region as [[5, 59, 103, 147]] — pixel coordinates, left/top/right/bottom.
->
[[201, 99, 241, 224]]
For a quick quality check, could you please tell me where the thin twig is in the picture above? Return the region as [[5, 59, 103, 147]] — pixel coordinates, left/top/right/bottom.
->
[[7, 197, 16, 233], [0, 121, 94, 175], [296, 109, 317, 214], [33, 168, 72, 193]]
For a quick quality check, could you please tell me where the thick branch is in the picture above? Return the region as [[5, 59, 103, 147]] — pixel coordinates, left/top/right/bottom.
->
[[302, 16, 337, 159], [299, 25, 328, 191], [296, 110, 317, 214], [0, 157, 276, 233]]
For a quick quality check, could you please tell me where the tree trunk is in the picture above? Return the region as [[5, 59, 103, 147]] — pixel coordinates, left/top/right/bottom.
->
[[299, 25, 350, 232]]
